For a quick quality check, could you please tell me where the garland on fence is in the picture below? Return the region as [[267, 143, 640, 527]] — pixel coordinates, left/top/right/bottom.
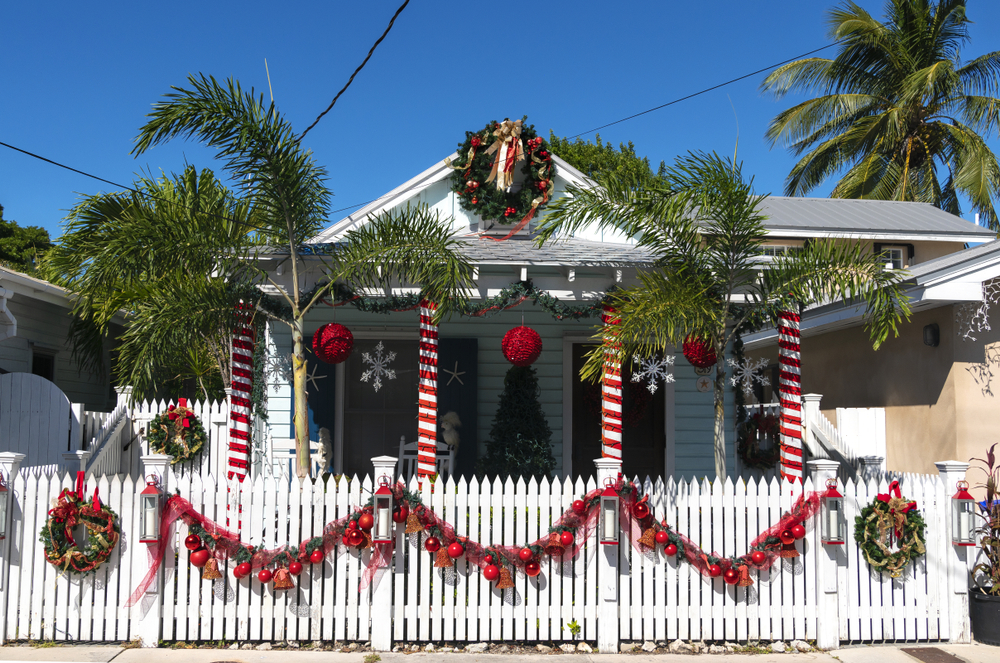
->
[[40, 473, 120, 575], [854, 480, 926, 578], [127, 478, 822, 605], [146, 398, 207, 464]]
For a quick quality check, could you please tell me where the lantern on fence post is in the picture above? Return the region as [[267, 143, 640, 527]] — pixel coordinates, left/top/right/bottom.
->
[[139, 475, 162, 544], [0, 472, 9, 541], [821, 478, 846, 545], [373, 475, 393, 543], [600, 478, 619, 545], [951, 481, 977, 547]]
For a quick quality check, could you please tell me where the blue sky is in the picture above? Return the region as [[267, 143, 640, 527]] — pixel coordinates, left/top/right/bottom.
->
[[4, 1, 1000, 240]]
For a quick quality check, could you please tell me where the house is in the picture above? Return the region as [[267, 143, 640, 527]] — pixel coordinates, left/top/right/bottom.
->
[[0, 265, 118, 411], [258, 145, 996, 481]]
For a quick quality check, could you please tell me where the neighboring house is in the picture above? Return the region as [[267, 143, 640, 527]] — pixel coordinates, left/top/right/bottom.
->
[[259, 152, 996, 481], [0, 266, 118, 411]]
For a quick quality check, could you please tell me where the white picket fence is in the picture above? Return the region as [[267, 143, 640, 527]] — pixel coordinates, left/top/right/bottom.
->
[[0, 456, 974, 648]]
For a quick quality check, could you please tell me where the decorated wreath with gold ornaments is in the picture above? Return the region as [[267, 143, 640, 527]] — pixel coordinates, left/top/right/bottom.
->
[[854, 480, 926, 578], [449, 117, 555, 225], [40, 481, 120, 575], [737, 411, 781, 471], [147, 398, 206, 464]]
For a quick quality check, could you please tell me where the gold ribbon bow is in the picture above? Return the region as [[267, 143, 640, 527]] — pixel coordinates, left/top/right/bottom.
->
[[484, 119, 525, 191]]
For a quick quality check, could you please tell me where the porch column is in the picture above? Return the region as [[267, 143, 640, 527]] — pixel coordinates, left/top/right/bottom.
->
[[595, 456, 621, 653], [370, 455, 397, 651], [935, 460, 972, 643], [600, 305, 622, 461], [778, 310, 803, 481], [0, 452, 26, 645], [807, 459, 841, 650], [228, 303, 254, 482], [417, 300, 439, 480], [134, 454, 173, 647]]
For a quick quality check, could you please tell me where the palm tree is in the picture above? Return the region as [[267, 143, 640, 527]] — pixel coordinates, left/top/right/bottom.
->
[[762, 0, 1000, 231], [131, 74, 474, 478], [535, 151, 910, 478]]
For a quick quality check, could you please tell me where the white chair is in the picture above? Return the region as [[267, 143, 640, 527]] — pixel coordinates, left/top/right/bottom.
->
[[396, 435, 455, 480]]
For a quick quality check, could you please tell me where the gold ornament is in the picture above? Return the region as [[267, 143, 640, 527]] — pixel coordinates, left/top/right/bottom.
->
[[496, 566, 515, 589], [434, 547, 453, 568], [272, 568, 295, 590], [405, 513, 424, 534], [544, 532, 565, 557], [202, 558, 223, 580], [638, 528, 657, 548]]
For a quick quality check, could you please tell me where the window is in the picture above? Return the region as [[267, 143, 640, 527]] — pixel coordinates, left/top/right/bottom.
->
[[874, 243, 914, 271], [31, 351, 55, 382], [760, 245, 802, 257]]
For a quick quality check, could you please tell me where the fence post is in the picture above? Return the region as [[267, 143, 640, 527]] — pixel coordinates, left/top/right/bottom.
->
[[135, 454, 173, 647], [801, 394, 822, 451], [935, 460, 971, 643], [0, 452, 26, 645], [370, 455, 397, 652], [594, 456, 621, 653], [62, 450, 92, 474], [807, 459, 840, 649]]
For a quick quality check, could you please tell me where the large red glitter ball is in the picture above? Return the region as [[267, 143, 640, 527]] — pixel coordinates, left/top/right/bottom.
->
[[313, 323, 354, 364], [682, 335, 717, 369], [502, 326, 542, 367]]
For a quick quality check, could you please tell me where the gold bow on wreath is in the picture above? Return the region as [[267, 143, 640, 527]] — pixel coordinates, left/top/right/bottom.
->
[[484, 119, 525, 191]]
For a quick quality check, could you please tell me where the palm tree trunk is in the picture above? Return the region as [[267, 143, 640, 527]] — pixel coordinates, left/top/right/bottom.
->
[[713, 360, 727, 480], [291, 317, 311, 479]]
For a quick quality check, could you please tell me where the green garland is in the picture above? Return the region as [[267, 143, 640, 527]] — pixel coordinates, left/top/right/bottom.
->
[[449, 117, 554, 223], [854, 495, 926, 578], [147, 403, 207, 464], [41, 489, 120, 575]]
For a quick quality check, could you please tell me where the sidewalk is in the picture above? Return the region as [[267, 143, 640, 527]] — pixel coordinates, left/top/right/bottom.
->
[[1, 644, 1000, 663]]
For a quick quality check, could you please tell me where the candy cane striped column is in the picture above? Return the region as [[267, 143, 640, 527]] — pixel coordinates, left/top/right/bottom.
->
[[601, 304, 623, 460], [778, 310, 803, 481], [228, 304, 253, 481], [417, 300, 439, 479]]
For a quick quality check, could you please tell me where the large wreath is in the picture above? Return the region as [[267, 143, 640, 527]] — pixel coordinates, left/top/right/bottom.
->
[[854, 480, 926, 578], [737, 411, 781, 471], [41, 486, 120, 575], [449, 117, 555, 226], [147, 400, 207, 464]]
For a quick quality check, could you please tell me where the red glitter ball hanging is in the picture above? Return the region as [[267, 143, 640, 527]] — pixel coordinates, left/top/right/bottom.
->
[[502, 326, 542, 367], [312, 323, 354, 364], [682, 335, 717, 369]]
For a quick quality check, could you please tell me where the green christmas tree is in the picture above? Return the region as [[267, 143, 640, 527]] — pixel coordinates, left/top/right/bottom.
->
[[477, 365, 555, 480]]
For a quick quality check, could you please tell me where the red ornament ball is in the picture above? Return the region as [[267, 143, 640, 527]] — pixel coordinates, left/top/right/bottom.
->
[[682, 335, 717, 369], [258, 569, 273, 584], [309, 549, 325, 564], [483, 564, 500, 581], [392, 505, 409, 523], [347, 529, 365, 547], [708, 564, 723, 578], [347, 520, 357, 530], [288, 561, 303, 575], [184, 534, 201, 551], [572, 500, 587, 515], [525, 561, 541, 577], [664, 543, 678, 557], [654, 530, 670, 545], [750, 550, 767, 565], [189, 548, 210, 568], [518, 547, 535, 562], [425, 536, 441, 553], [447, 542, 465, 559], [357, 513, 374, 531], [723, 568, 740, 585], [560, 531, 575, 546], [632, 501, 650, 520], [313, 323, 354, 364], [779, 529, 796, 545], [791, 524, 807, 540], [483, 554, 494, 565], [236, 562, 252, 578], [502, 326, 542, 367]]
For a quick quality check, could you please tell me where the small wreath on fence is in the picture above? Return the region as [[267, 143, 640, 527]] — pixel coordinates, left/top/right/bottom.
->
[[737, 411, 781, 471], [41, 480, 120, 575], [854, 480, 926, 578], [147, 398, 206, 464]]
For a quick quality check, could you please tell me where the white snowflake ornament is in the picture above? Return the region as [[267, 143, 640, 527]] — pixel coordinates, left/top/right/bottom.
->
[[631, 354, 675, 393], [360, 341, 397, 392], [726, 356, 770, 395], [265, 353, 294, 392]]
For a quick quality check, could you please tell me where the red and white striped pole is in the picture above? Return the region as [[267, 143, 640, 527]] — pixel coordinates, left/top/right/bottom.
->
[[778, 310, 803, 482], [417, 300, 439, 480], [601, 304, 623, 461], [227, 302, 254, 529]]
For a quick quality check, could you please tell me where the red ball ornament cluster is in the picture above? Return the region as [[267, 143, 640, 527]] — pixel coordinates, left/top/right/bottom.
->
[[682, 335, 717, 369], [502, 326, 542, 367], [313, 323, 354, 364]]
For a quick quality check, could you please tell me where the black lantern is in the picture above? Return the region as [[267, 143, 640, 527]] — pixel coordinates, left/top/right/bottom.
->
[[821, 478, 846, 545], [139, 475, 162, 544], [373, 475, 393, 544], [951, 481, 976, 547], [600, 478, 619, 546]]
